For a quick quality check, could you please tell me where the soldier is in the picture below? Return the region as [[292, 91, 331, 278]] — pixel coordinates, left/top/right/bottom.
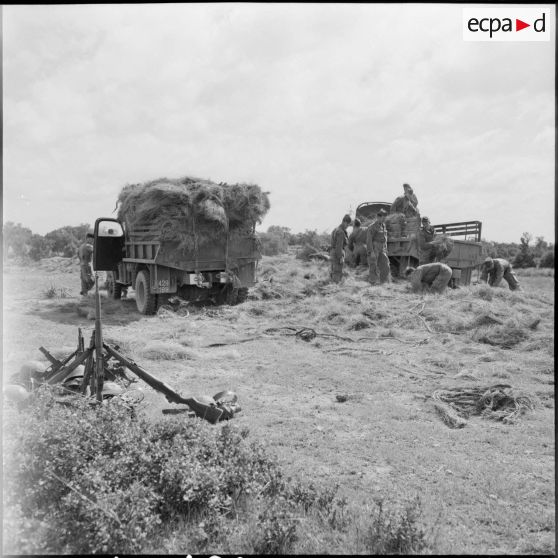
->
[[391, 183, 419, 217], [330, 214, 352, 283], [405, 262, 453, 294], [78, 232, 95, 296], [348, 218, 368, 268], [418, 216, 436, 264], [480, 257, 520, 291], [366, 209, 391, 285]]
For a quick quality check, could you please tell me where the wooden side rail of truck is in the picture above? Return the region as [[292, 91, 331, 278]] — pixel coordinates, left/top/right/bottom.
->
[[355, 202, 483, 286], [103, 222, 261, 314]]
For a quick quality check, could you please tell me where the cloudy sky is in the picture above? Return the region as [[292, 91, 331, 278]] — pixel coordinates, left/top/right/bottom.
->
[[2, 3, 555, 242]]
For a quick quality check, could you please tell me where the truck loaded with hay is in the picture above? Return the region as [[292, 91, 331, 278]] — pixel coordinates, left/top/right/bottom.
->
[[355, 201, 483, 285], [102, 176, 270, 314]]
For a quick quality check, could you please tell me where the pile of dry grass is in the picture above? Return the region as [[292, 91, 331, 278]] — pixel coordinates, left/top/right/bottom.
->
[[139, 341, 201, 361], [117, 176, 270, 251], [430, 235, 454, 260], [473, 321, 529, 349], [432, 384, 535, 427], [385, 213, 406, 237], [296, 243, 329, 262]]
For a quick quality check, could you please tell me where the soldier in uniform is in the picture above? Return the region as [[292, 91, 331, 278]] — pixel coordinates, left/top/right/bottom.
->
[[366, 209, 391, 285], [418, 216, 436, 264], [330, 214, 352, 283], [405, 262, 453, 294], [391, 183, 419, 217], [480, 257, 520, 291], [347, 218, 368, 268], [78, 232, 95, 296]]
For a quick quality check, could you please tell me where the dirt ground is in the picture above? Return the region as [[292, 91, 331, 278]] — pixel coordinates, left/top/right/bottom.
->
[[2, 256, 555, 554]]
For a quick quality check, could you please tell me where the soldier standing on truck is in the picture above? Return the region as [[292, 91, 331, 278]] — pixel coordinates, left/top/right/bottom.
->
[[391, 183, 419, 217], [405, 262, 453, 294], [418, 216, 436, 264], [366, 209, 391, 285], [348, 218, 368, 268], [480, 257, 521, 291], [330, 214, 352, 283], [78, 232, 95, 296]]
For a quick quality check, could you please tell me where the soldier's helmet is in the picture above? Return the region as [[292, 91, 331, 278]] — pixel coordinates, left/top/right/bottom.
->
[[342, 214, 352, 224], [421, 216, 430, 223], [353, 218, 361, 227]]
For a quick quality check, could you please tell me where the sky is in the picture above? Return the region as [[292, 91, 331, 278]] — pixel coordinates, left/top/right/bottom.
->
[[2, 3, 555, 243]]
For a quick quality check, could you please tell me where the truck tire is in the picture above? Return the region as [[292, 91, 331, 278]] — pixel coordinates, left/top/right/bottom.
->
[[236, 287, 249, 304], [135, 270, 158, 315], [106, 272, 123, 300], [225, 286, 239, 306]]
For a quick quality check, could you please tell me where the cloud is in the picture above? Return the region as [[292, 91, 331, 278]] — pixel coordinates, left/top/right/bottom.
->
[[2, 4, 555, 242]]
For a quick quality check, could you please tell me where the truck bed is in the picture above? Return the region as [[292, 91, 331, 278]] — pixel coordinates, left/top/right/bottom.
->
[[124, 225, 260, 272]]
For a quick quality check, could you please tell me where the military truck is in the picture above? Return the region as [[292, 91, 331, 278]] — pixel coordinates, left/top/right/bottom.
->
[[355, 202, 483, 286], [100, 220, 261, 314]]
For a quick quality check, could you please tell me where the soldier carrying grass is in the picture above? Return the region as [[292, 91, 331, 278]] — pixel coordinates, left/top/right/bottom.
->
[[366, 209, 391, 285], [391, 183, 419, 217], [348, 218, 368, 268], [78, 232, 95, 296], [418, 216, 436, 264], [405, 262, 452, 294], [330, 214, 352, 283], [480, 257, 520, 291]]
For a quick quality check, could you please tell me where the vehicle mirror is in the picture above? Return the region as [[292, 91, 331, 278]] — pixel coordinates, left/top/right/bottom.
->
[[93, 218, 125, 271]]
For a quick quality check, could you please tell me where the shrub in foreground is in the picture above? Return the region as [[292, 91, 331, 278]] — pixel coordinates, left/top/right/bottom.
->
[[3, 390, 430, 554]]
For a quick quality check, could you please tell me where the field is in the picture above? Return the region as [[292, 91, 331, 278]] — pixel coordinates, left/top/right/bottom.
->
[[2, 256, 555, 554]]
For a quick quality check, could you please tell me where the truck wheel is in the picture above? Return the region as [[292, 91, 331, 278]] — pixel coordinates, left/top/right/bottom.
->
[[225, 286, 239, 306], [107, 272, 123, 300], [236, 287, 249, 304], [135, 270, 158, 315]]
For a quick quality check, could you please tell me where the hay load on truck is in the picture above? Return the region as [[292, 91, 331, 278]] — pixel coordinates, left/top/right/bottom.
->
[[355, 202, 483, 286], [99, 176, 270, 314]]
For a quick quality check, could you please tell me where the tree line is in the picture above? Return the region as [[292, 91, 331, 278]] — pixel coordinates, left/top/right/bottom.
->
[[2, 221, 554, 269], [3, 222, 91, 261]]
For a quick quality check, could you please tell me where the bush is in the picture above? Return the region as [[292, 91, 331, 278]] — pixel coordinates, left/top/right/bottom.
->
[[539, 249, 555, 269], [3, 390, 432, 554], [28, 234, 51, 261], [513, 250, 536, 269], [361, 498, 428, 554], [259, 232, 288, 256]]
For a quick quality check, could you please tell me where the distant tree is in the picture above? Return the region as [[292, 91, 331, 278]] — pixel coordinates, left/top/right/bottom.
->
[[533, 236, 549, 258], [3, 222, 33, 259], [513, 232, 536, 268], [539, 249, 555, 269], [28, 234, 51, 261], [267, 226, 291, 238], [258, 226, 290, 256], [290, 229, 330, 250], [45, 224, 91, 258], [481, 240, 520, 261], [520, 232, 533, 249]]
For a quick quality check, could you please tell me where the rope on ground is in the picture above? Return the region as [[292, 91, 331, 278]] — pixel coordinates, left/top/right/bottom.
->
[[263, 326, 354, 342], [431, 384, 536, 427], [199, 326, 426, 348], [323, 347, 392, 355]]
